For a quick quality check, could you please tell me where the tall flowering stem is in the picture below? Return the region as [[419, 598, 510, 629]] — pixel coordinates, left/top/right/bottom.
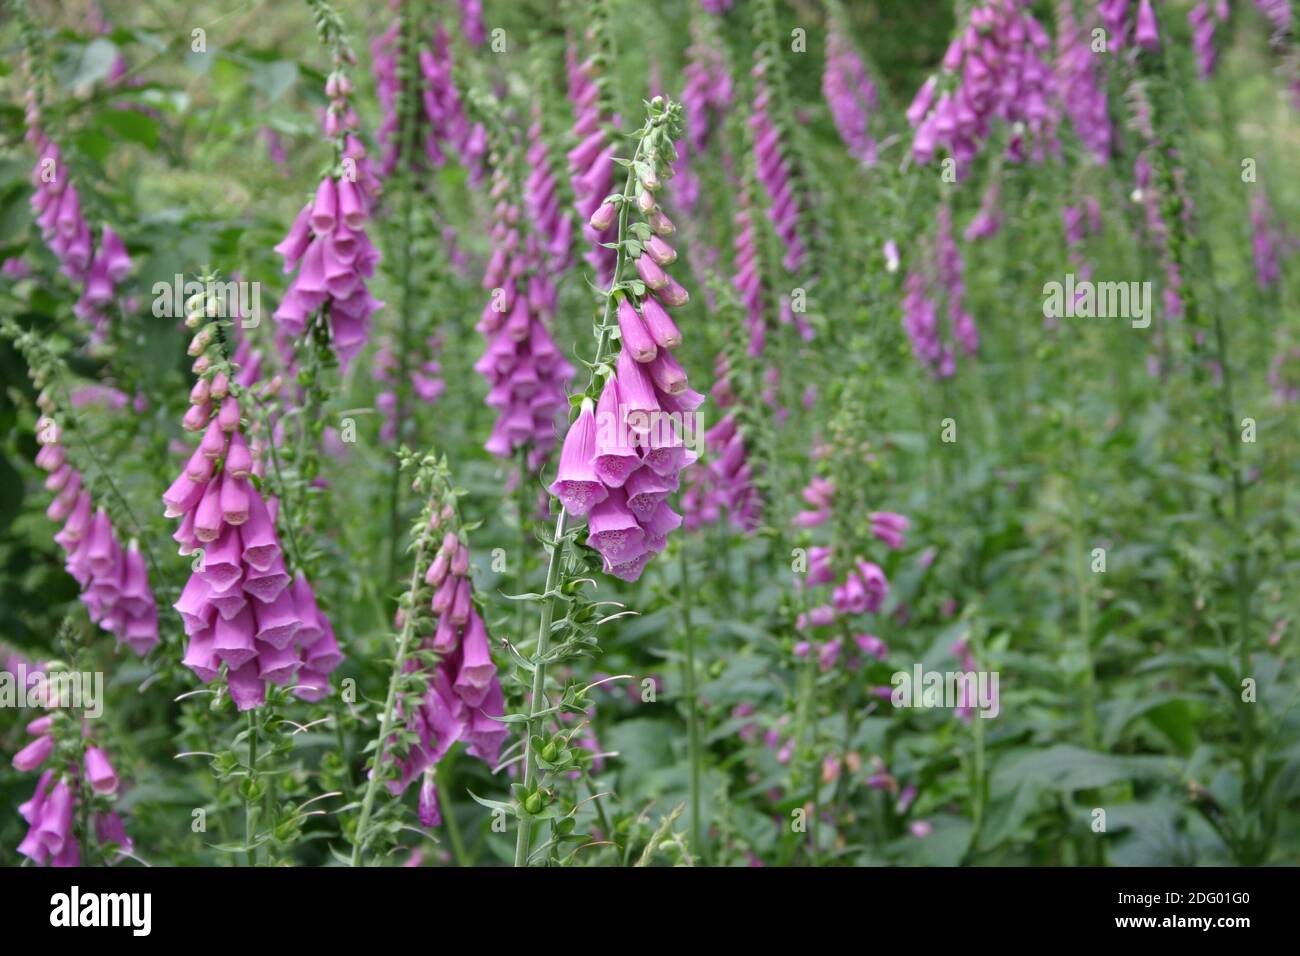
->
[[470, 91, 574, 470], [349, 449, 498, 864], [514, 96, 692, 866], [372, 0, 433, 577], [3, 320, 162, 654], [164, 277, 342, 710], [566, 8, 619, 287], [822, 0, 879, 167], [906, 0, 1058, 172], [15, 0, 134, 344], [12, 619, 135, 866]]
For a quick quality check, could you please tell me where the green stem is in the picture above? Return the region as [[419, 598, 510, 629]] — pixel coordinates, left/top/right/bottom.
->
[[436, 760, 469, 867], [385, 3, 423, 581], [516, 447, 530, 647], [246, 710, 258, 867], [513, 134, 647, 868], [680, 540, 703, 863], [350, 523, 433, 866]]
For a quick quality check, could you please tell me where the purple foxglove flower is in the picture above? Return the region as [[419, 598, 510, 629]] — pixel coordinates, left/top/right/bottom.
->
[[239, 492, 281, 571], [83, 746, 119, 795], [252, 587, 301, 650], [13, 734, 53, 772], [587, 489, 648, 564], [592, 377, 642, 487], [870, 511, 909, 550], [418, 771, 442, 827], [227, 659, 266, 711], [640, 295, 682, 349], [855, 633, 889, 660], [309, 178, 338, 235], [1135, 0, 1160, 51], [95, 811, 133, 856], [617, 297, 658, 363], [32, 778, 75, 859], [550, 402, 610, 516], [212, 604, 258, 669], [453, 610, 496, 707]]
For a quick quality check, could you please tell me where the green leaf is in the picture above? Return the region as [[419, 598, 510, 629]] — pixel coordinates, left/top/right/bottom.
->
[[100, 109, 160, 150], [70, 38, 120, 88], [250, 60, 299, 102]]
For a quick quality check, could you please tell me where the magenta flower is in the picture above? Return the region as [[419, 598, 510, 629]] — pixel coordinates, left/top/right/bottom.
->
[[1250, 192, 1283, 290], [550, 401, 609, 516], [273, 63, 383, 366], [683, 355, 761, 533], [25, 92, 132, 340], [374, 334, 444, 442], [164, 325, 341, 708], [822, 22, 878, 167], [459, 0, 485, 46], [676, 15, 734, 215], [551, 101, 701, 583], [907, 1, 1057, 170], [475, 162, 574, 470], [567, 41, 618, 286], [1135, 0, 1161, 51], [31, 408, 158, 655], [13, 721, 133, 866], [526, 103, 573, 271], [901, 203, 976, 377], [750, 58, 808, 273], [385, 528, 508, 799], [1055, 0, 1112, 163], [1189, 2, 1224, 79], [417, 23, 487, 180]]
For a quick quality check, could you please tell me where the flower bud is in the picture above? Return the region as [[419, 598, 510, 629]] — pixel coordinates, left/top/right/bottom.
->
[[647, 208, 675, 236], [589, 199, 617, 232]]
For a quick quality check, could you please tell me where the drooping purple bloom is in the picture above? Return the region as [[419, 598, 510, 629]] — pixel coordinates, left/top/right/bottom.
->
[[907, 1, 1058, 171], [273, 65, 383, 366], [385, 527, 508, 800], [31, 406, 158, 654], [164, 347, 341, 707], [822, 21, 878, 166]]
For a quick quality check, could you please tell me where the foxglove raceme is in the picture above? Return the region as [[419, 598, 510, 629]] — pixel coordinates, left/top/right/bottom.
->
[[25, 93, 132, 340], [567, 40, 619, 285], [550, 109, 700, 582], [677, 17, 734, 215], [1189, 2, 1229, 79], [1250, 192, 1283, 290], [385, 527, 508, 797], [419, 23, 487, 180], [164, 315, 342, 709], [13, 722, 132, 866], [901, 205, 977, 377], [751, 58, 808, 272], [684, 352, 761, 532], [1055, 1, 1112, 162], [273, 69, 384, 366], [475, 164, 574, 469], [908, 0, 1058, 170], [526, 103, 573, 271], [732, 195, 767, 356], [375, 334, 444, 441], [822, 23, 878, 167], [31, 409, 157, 655]]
